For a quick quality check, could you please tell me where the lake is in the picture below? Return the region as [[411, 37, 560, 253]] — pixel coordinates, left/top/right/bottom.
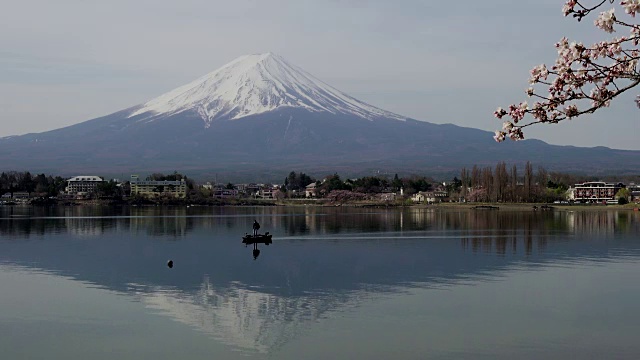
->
[[1, 205, 639, 359]]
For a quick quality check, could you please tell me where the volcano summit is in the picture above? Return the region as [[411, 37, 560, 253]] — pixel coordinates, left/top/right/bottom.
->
[[129, 52, 405, 124], [1, 53, 638, 179]]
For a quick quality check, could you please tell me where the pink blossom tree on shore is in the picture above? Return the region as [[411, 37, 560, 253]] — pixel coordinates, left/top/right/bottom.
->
[[494, 0, 640, 142]]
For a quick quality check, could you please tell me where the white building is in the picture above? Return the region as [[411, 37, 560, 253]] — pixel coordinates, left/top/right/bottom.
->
[[573, 181, 623, 202], [66, 176, 104, 195], [130, 175, 187, 198], [411, 191, 438, 204], [305, 183, 317, 198]]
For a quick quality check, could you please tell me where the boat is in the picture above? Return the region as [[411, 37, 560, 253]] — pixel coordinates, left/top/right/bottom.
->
[[242, 233, 273, 245]]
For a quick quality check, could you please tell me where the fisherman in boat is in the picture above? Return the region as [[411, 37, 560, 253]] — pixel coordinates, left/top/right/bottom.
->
[[253, 220, 260, 236]]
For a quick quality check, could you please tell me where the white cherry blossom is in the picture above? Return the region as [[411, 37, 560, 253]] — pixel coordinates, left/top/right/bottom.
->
[[494, 1, 640, 142]]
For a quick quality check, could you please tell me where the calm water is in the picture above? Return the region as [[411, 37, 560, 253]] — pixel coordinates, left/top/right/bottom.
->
[[1, 206, 639, 359]]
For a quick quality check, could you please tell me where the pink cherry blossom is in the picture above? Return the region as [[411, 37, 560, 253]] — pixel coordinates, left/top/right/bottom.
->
[[595, 8, 616, 33], [495, 1, 639, 142]]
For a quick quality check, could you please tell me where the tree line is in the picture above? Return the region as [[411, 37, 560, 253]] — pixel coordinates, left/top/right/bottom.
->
[[3, 167, 636, 204], [455, 162, 637, 203], [279, 171, 436, 198], [0, 171, 67, 197]]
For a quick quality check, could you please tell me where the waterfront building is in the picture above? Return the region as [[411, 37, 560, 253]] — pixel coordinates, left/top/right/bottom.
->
[[12, 192, 30, 199], [129, 175, 187, 198], [256, 185, 279, 199], [305, 183, 317, 198], [628, 183, 640, 202], [573, 181, 624, 202], [213, 188, 239, 199], [0, 192, 30, 199], [66, 176, 104, 195]]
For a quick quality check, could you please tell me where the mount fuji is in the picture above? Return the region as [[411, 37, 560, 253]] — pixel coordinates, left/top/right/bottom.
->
[[1, 53, 638, 180], [129, 52, 405, 124]]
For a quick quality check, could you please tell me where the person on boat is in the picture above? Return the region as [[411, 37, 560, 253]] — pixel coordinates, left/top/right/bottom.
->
[[253, 220, 260, 236]]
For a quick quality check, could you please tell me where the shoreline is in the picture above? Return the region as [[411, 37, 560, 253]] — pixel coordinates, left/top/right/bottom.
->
[[3, 199, 638, 212]]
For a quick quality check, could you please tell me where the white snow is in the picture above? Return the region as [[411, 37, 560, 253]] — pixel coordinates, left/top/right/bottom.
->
[[129, 277, 370, 353], [129, 53, 406, 124]]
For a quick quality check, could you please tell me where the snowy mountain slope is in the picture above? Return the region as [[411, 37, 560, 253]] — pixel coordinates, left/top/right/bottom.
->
[[129, 53, 406, 125], [2, 52, 640, 178]]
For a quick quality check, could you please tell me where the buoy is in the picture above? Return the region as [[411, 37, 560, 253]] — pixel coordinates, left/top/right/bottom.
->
[[167, 260, 174, 268]]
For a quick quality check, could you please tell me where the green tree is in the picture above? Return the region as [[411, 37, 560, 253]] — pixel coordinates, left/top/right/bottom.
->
[[392, 174, 403, 191], [283, 171, 315, 192], [616, 188, 631, 204], [319, 174, 351, 195], [352, 176, 386, 193], [96, 180, 119, 197]]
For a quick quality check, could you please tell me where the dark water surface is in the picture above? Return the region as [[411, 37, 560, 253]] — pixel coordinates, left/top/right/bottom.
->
[[1, 206, 639, 359]]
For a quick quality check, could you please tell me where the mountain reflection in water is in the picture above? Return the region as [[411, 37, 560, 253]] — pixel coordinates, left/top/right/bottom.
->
[[0, 206, 639, 355]]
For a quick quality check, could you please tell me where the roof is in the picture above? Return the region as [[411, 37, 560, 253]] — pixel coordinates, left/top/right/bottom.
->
[[67, 176, 104, 182]]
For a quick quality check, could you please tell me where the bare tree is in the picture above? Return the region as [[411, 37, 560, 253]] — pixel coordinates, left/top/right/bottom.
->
[[510, 164, 519, 202], [460, 167, 468, 200], [494, 162, 508, 202], [471, 165, 480, 190], [481, 167, 494, 202], [524, 161, 534, 202]]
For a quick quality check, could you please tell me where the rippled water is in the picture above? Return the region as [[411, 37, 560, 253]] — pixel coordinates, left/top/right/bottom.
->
[[0, 206, 639, 359]]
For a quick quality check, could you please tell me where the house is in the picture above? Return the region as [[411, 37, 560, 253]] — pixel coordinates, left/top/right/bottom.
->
[[213, 188, 239, 199], [380, 192, 397, 201], [573, 181, 624, 203], [1, 192, 29, 200], [305, 183, 317, 198], [434, 190, 448, 202], [628, 183, 640, 202], [65, 176, 104, 195], [411, 191, 437, 204], [256, 185, 279, 199], [12, 192, 30, 199], [243, 183, 261, 197], [129, 175, 187, 198], [411, 192, 425, 203], [411, 191, 447, 204]]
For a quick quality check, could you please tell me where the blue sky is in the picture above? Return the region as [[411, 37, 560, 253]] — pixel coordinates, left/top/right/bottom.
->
[[1, 0, 637, 149]]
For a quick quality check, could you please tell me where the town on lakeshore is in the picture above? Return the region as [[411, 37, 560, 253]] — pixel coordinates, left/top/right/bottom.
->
[[1, 163, 639, 207]]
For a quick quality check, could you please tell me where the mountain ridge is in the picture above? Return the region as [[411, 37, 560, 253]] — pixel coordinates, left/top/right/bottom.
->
[[0, 53, 638, 181]]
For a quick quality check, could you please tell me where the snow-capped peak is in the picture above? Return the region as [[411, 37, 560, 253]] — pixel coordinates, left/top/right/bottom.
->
[[129, 52, 405, 124]]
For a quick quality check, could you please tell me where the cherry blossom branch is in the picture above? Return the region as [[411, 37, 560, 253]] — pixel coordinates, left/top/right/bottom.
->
[[493, 0, 640, 142]]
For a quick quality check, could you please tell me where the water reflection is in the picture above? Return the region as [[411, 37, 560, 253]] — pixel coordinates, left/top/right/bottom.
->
[[125, 275, 374, 353], [1, 207, 639, 355], [2, 206, 639, 242]]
